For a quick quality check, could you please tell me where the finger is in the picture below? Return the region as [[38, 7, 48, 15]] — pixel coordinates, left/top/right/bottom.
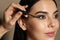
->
[[5, 15, 12, 23], [4, 5, 14, 16], [24, 5, 28, 8], [10, 3, 27, 11], [5, 3, 28, 18], [9, 11, 22, 25]]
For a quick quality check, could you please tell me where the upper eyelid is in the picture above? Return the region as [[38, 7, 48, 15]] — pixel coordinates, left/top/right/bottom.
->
[[35, 14, 46, 16], [35, 13, 47, 16], [35, 15, 47, 18], [35, 11, 47, 15], [53, 10, 59, 14], [53, 12, 58, 15], [54, 13, 59, 17], [28, 14, 46, 18]]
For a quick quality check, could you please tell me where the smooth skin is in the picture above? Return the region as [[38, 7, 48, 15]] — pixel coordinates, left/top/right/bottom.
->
[[0, 0, 59, 40], [0, 3, 28, 38], [18, 0, 59, 40]]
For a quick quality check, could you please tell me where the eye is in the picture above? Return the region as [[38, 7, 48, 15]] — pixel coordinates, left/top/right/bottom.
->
[[36, 15, 46, 19], [54, 14, 58, 19]]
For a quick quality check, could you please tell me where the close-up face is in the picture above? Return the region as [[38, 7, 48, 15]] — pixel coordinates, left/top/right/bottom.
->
[[24, 0, 59, 40]]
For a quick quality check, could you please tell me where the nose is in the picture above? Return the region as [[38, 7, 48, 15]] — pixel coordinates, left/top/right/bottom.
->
[[48, 18, 55, 28]]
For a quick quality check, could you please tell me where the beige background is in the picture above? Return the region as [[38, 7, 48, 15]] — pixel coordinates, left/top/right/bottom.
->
[[0, 0, 60, 40]]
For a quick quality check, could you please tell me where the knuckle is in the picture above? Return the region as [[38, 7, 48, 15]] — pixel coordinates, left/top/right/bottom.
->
[[11, 3, 16, 7], [9, 21, 14, 25], [15, 15, 18, 19], [11, 3, 15, 5]]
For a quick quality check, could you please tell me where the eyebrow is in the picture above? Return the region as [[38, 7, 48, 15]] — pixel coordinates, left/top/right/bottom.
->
[[35, 10, 58, 15], [35, 11, 48, 15]]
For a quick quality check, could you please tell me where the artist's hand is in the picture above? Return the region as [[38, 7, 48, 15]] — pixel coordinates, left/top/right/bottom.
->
[[3, 3, 28, 30]]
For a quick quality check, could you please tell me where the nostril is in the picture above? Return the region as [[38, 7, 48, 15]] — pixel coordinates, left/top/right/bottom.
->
[[51, 25, 54, 28], [48, 21, 54, 28], [48, 21, 55, 28], [48, 24, 54, 28], [48, 18, 55, 28]]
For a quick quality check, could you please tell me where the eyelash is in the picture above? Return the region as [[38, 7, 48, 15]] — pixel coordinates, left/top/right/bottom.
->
[[36, 15, 46, 20], [54, 14, 58, 19], [36, 14, 58, 20]]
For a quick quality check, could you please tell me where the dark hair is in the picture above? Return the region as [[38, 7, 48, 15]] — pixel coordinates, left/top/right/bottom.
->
[[19, 0, 39, 13], [53, 0, 57, 7], [13, 0, 57, 40], [19, 0, 57, 13]]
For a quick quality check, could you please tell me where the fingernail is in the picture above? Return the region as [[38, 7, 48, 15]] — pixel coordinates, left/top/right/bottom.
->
[[24, 9, 26, 11], [26, 5, 28, 8], [24, 15, 28, 17]]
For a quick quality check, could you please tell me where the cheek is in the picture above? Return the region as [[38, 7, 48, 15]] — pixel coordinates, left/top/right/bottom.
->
[[54, 20, 59, 31], [26, 18, 48, 33]]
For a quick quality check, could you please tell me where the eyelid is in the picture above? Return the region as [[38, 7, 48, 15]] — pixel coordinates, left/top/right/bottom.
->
[[35, 14, 47, 18], [54, 11, 59, 14], [33, 14, 46, 19], [34, 13, 47, 17], [54, 10, 58, 14], [54, 12, 58, 16]]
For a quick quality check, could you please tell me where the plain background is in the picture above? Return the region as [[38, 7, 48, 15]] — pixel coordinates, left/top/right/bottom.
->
[[0, 0, 60, 40]]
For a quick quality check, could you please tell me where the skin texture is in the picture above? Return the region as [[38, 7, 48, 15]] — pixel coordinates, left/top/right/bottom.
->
[[0, 0, 59, 40], [0, 3, 28, 38], [18, 0, 59, 40], [3, 3, 28, 30]]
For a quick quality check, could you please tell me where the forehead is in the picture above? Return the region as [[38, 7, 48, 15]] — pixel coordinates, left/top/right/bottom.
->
[[30, 0, 57, 14]]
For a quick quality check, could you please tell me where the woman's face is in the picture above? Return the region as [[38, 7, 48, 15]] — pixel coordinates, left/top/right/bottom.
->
[[25, 0, 59, 40]]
